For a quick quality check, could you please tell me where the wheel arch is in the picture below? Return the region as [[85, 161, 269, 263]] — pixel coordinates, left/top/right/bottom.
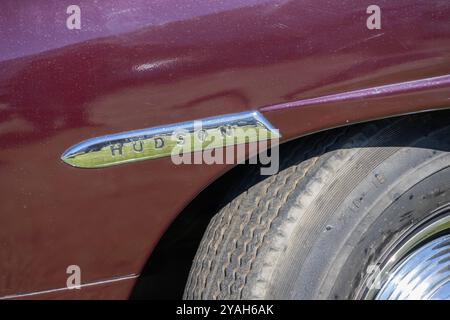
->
[[130, 105, 450, 299]]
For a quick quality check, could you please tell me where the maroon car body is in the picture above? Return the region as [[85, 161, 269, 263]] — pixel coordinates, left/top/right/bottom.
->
[[0, 0, 449, 298]]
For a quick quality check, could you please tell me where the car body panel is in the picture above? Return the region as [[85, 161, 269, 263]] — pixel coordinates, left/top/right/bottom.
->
[[0, 0, 449, 298]]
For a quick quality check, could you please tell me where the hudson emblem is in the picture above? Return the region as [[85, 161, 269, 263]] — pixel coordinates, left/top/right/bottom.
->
[[61, 111, 280, 168]]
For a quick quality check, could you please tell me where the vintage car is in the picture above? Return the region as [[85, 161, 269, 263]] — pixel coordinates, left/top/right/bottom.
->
[[1, 0, 449, 300]]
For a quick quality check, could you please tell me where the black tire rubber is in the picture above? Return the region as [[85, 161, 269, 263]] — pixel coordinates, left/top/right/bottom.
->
[[183, 111, 450, 300]]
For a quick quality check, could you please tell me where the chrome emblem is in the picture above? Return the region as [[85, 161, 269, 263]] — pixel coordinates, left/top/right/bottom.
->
[[61, 111, 280, 168]]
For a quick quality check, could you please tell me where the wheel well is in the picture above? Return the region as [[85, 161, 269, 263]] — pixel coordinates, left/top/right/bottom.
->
[[129, 149, 270, 299], [129, 109, 448, 299]]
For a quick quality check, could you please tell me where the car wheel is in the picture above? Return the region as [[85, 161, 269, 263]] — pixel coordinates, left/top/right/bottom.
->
[[183, 112, 450, 300]]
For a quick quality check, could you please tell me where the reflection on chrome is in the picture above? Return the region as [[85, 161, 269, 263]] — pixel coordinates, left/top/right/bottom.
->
[[61, 111, 280, 168], [370, 210, 450, 300], [376, 234, 450, 300]]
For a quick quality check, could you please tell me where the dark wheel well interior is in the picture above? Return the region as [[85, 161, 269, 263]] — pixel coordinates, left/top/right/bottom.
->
[[129, 148, 271, 299], [129, 109, 449, 300]]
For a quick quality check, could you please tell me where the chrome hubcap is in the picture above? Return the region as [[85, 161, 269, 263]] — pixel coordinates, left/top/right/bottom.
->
[[373, 211, 450, 300], [376, 234, 450, 299]]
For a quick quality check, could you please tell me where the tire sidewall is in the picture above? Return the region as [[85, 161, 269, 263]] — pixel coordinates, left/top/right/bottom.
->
[[291, 152, 450, 299]]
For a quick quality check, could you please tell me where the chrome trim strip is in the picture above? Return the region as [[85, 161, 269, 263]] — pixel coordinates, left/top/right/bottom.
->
[[61, 111, 280, 168], [260, 75, 450, 112], [0, 274, 138, 300]]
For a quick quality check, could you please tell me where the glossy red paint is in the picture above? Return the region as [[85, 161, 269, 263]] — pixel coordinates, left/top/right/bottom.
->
[[0, 0, 449, 298]]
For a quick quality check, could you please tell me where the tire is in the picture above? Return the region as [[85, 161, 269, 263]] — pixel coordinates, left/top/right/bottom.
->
[[183, 111, 450, 300]]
